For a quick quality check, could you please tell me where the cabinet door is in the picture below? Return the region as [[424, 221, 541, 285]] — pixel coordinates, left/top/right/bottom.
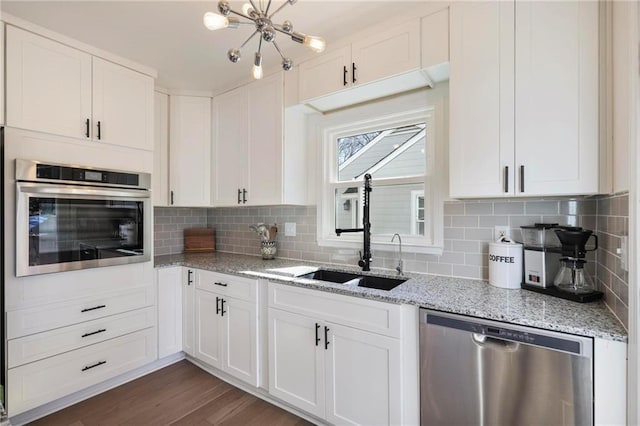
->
[[0, 22, 4, 126], [182, 268, 195, 356], [351, 19, 421, 86], [6, 25, 92, 139], [169, 96, 212, 206], [195, 289, 223, 369], [246, 73, 283, 206], [92, 57, 154, 151], [298, 45, 351, 102], [222, 296, 258, 386], [324, 323, 402, 426], [157, 267, 182, 358], [514, 1, 599, 196], [268, 308, 325, 418], [449, 2, 515, 198], [153, 91, 169, 206], [212, 87, 248, 206]]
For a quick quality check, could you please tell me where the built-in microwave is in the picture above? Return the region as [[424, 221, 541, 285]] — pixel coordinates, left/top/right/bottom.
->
[[15, 159, 152, 276]]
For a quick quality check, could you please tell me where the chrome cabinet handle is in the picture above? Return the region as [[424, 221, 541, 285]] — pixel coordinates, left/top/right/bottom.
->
[[82, 328, 106, 338], [81, 305, 106, 313], [82, 360, 106, 372]]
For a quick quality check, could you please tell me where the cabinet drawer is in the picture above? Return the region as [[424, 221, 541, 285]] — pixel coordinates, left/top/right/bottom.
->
[[7, 327, 156, 416], [7, 286, 154, 339], [8, 306, 156, 368], [197, 270, 257, 302], [268, 282, 401, 338]]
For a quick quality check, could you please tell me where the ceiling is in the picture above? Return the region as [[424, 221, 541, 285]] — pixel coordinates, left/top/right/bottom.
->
[[1, 1, 425, 94]]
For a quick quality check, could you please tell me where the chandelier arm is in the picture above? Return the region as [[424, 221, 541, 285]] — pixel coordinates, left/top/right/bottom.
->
[[272, 25, 294, 36], [258, 36, 263, 54], [240, 30, 260, 49], [268, 1, 292, 20], [248, 0, 261, 15], [228, 9, 256, 22], [264, 0, 273, 15], [272, 40, 286, 60]]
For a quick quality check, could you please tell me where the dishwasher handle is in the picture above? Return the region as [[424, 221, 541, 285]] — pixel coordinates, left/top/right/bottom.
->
[[472, 333, 520, 352]]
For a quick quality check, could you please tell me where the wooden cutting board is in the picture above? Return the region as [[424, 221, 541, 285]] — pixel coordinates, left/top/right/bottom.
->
[[184, 228, 215, 253]]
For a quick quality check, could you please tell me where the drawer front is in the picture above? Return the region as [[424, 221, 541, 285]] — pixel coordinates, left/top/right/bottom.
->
[[7, 286, 155, 339], [8, 306, 156, 368], [268, 282, 401, 338], [197, 270, 257, 302], [7, 327, 157, 416]]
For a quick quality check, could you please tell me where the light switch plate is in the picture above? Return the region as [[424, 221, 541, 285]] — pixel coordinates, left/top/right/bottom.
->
[[284, 222, 296, 237]]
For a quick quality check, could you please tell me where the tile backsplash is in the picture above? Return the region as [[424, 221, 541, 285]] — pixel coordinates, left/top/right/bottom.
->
[[154, 193, 629, 330]]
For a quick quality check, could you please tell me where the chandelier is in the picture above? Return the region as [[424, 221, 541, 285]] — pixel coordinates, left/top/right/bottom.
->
[[203, 0, 326, 80]]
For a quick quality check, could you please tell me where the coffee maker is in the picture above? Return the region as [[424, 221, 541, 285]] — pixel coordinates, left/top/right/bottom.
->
[[521, 225, 603, 303]]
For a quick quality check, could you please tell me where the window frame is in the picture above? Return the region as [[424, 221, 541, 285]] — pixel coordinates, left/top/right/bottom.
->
[[315, 88, 447, 255]]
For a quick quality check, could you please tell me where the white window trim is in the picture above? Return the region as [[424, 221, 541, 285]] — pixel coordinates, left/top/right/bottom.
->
[[315, 87, 447, 255]]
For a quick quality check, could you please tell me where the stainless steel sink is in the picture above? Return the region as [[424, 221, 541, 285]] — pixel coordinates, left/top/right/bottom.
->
[[297, 269, 407, 291]]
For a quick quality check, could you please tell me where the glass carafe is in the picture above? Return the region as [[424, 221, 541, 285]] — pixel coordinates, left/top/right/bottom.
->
[[553, 258, 595, 294]]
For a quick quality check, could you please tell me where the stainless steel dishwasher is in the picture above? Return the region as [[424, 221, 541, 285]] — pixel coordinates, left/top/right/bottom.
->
[[420, 309, 593, 425]]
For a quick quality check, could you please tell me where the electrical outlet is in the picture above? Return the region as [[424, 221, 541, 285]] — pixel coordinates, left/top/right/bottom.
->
[[284, 222, 296, 237], [494, 226, 510, 241]]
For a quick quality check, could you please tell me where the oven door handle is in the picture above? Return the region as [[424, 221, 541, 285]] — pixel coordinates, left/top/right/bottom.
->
[[16, 182, 150, 199]]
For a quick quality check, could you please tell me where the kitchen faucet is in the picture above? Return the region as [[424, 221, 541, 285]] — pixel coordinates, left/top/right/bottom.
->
[[335, 173, 372, 271], [391, 233, 403, 275]]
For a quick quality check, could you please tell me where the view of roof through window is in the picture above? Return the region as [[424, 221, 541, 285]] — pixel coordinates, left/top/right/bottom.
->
[[337, 123, 426, 181]]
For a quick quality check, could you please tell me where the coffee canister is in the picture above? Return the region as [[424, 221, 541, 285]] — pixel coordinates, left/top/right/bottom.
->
[[488, 238, 523, 289]]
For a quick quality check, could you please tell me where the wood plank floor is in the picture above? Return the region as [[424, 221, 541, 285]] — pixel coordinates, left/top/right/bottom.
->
[[29, 361, 313, 426]]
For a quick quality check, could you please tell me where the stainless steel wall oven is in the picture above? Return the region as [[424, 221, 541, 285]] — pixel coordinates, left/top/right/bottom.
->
[[15, 159, 151, 276]]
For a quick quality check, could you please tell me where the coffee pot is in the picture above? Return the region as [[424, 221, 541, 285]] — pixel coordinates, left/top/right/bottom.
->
[[553, 228, 598, 294]]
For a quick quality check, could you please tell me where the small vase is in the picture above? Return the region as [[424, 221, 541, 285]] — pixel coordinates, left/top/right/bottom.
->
[[261, 241, 277, 260]]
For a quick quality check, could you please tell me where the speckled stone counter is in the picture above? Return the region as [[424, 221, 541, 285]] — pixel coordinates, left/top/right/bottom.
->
[[155, 252, 627, 342]]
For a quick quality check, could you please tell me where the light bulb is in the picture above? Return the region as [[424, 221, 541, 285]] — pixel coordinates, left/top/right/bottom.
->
[[203, 12, 229, 30], [252, 52, 263, 79], [242, 3, 257, 17], [303, 35, 326, 53]]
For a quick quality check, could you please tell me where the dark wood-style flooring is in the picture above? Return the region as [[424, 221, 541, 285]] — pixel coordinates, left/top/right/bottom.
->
[[29, 361, 312, 426]]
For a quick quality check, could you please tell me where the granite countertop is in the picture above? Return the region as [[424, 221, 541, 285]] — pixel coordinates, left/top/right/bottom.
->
[[155, 252, 628, 342]]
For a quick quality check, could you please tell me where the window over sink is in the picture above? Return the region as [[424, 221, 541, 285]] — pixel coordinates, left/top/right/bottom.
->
[[316, 86, 447, 254]]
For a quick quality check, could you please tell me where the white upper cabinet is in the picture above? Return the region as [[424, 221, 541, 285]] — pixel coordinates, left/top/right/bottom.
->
[[514, 1, 599, 196], [298, 19, 427, 111], [1, 22, 5, 126], [169, 95, 211, 207], [449, 1, 599, 198], [6, 25, 92, 139], [153, 91, 169, 206], [213, 72, 303, 207], [6, 25, 154, 150], [212, 85, 248, 206], [92, 57, 154, 151], [449, 1, 515, 198]]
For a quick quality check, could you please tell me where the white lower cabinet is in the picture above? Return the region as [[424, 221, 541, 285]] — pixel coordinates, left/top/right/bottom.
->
[[182, 268, 196, 356], [193, 270, 259, 387], [268, 282, 405, 425], [8, 327, 156, 416], [157, 266, 183, 358]]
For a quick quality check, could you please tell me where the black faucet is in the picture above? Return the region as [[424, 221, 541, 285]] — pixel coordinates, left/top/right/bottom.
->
[[335, 174, 372, 271]]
